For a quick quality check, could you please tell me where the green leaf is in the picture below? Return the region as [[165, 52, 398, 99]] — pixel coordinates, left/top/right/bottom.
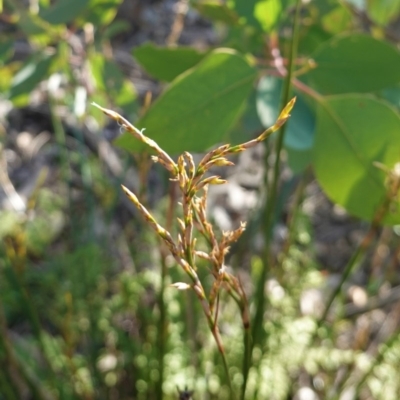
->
[[133, 43, 207, 82], [84, 0, 123, 26], [115, 49, 257, 154], [193, 1, 240, 25], [228, 88, 263, 145], [254, 0, 281, 32], [229, 0, 262, 29], [380, 84, 400, 110], [89, 53, 137, 116], [305, 34, 400, 94], [314, 95, 400, 224], [40, 0, 90, 25], [9, 54, 55, 102], [221, 24, 264, 54], [298, 25, 332, 56], [366, 0, 400, 25], [228, 0, 282, 31]]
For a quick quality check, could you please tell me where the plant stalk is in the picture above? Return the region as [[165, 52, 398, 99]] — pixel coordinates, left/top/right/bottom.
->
[[251, 0, 302, 350], [156, 181, 176, 399]]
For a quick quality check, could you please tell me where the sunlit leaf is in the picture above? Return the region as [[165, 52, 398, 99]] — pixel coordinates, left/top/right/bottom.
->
[[305, 34, 400, 94], [115, 49, 257, 154], [314, 95, 400, 224], [254, 0, 281, 32], [134, 43, 207, 82], [366, 0, 400, 25]]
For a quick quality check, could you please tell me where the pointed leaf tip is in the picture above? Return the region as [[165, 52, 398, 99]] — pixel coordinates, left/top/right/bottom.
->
[[121, 185, 139, 204], [280, 97, 296, 119]]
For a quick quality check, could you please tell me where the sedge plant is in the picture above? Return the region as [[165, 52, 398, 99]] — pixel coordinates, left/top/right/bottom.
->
[[92, 97, 295, 398]]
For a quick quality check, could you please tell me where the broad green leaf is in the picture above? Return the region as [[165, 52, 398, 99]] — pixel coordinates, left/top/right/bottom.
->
[[254, 0, 281, 32], [40, 0, 90, 25], [305, 34, 400, 94], [9, 54, 55, 102], [229, 88, 263, 145], [381, 84, 400, 110], [222, 24, 264, 54], [366, 0, 400, 25], [115, 49, 257, 154], [286, 147, 312, 174], [298, 25, 332, 56], [228, 0, 282, 31], [314, 95, 400, 224], [193, 1, 240, 25], [133, 43, 207, 82]]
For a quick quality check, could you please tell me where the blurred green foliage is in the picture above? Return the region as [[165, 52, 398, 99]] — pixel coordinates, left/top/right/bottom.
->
[[1, 0, 400, 399]]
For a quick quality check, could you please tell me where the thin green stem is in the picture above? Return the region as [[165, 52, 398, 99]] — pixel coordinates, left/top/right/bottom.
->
[[156, 182, 176, 400], [156, 256, 167, 400], [319, 247, 363, 324], [241, 325, 251, 400], [251, 0, 302, 349], [218, 336, 234, 398]]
